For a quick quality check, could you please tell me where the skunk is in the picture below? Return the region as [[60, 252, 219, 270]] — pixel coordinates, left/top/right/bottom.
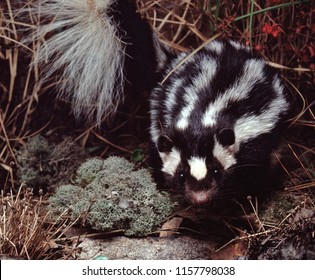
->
[[19, 1, 291, 207], [150, 40, 291, 206]]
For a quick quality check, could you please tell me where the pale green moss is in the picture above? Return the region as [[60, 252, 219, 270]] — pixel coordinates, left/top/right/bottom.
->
[[16, 135, 87, 190], [49, 156, 174, 236]]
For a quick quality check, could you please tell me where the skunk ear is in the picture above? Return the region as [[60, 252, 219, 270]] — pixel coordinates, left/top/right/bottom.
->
[[157, 134, 174, 153], [217, 128, 235, 146]]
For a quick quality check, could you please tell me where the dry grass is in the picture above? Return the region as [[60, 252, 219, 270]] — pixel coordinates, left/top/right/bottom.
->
[[1, 0, 41, 191], [0, 0, 314, 259], [0, 184, 80, 259]]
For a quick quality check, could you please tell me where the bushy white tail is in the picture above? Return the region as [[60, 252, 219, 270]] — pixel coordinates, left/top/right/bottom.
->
[[22, 0, 125, 124]]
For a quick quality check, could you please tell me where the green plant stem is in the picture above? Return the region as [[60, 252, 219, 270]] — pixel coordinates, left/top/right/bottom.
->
[[234, 0, 310, 22], [249, 0, 255, 48]]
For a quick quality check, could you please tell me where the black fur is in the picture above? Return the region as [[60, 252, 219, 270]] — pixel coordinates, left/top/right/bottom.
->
[[150, 40, 291, 207], [108, 0, 158, 95]]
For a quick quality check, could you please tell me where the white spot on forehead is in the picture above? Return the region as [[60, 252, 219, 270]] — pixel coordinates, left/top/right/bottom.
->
[[160, 148, 181, 176], [213, 138, 236, 170], [202, 59, 266, 127], [188, 157, 207, 181]]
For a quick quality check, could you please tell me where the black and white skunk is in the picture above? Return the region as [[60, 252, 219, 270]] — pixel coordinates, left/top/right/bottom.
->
[[20, 1, 291, 207], [150, 40, 291, 206]]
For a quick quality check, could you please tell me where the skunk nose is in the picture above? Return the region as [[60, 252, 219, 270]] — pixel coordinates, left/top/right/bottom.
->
[[187, 190, 212, 206]]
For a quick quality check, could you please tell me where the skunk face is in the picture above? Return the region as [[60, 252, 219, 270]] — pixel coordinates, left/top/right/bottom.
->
[[150, 40, 291, 206]]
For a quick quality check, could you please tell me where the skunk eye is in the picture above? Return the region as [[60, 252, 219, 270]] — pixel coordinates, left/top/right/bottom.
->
[[217, 128, 235, 146], [212, 168, 221, 180], [178, 171, 186, 185]]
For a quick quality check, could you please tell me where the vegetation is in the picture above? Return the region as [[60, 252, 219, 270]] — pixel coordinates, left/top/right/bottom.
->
[[0, 0, 314, 259], [49, 157, 174, 236]]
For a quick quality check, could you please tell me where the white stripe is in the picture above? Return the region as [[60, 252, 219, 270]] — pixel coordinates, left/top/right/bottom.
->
[[149, 122, 160, 145], [164, 78, 186, 126], [149, 93, 163, 144], [213, 138, 237, 170], [205, 40, 224, 54], [234, 78, 289, 145], [160, 148, 181, 176], [229, 41, 250, 51], [176, 59, 217, 130], [163, 52, 188, 126], [175, 84, 199, 130], [188, 157, 208, 181], [202, 59, 266, 127], [272, 75, 284, 96]]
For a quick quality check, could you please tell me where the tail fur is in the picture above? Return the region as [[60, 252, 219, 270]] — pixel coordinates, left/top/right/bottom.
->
[[22, 0, 126, 124]]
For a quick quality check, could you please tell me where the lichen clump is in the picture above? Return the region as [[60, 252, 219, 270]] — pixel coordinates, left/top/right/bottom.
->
[[49, 157, 174, 236], [16, 135, 87, 190]]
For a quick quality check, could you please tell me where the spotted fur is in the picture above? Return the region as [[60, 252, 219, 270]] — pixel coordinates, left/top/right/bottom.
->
[[150, 40, 291, 206]]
